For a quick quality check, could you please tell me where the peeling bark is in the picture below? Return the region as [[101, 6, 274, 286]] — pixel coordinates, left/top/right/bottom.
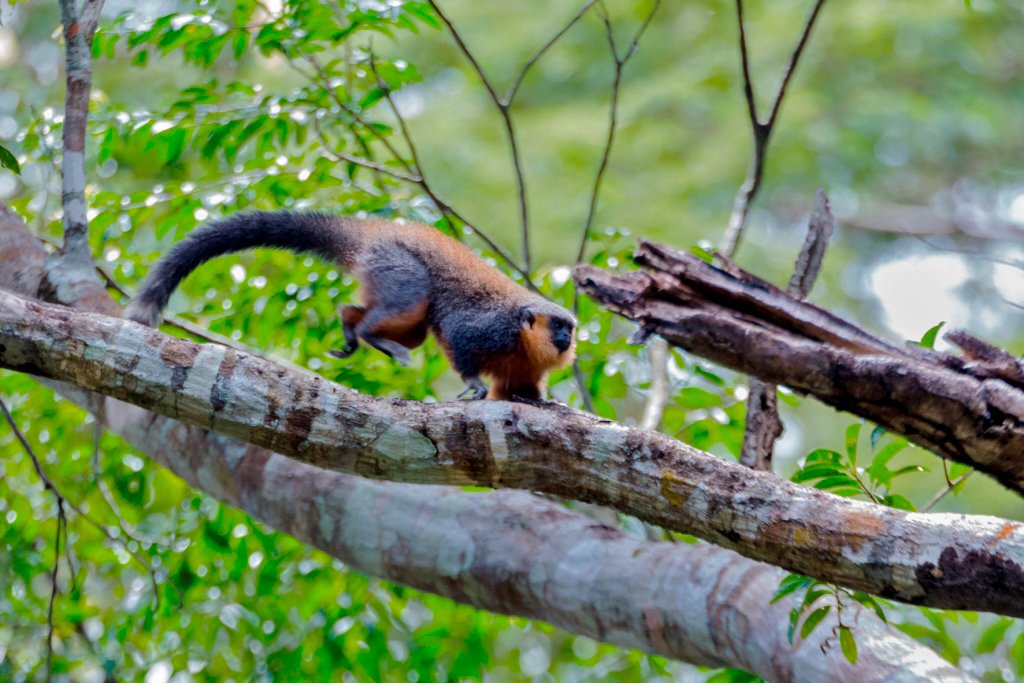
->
[[1, 291, 1023, 619], [0, 212, 971, 680], [574, 241, 1024, 494]]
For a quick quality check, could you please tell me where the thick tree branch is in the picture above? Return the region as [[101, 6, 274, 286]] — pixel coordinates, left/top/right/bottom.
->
[[46, 0, 117, 317], [76, 397, 972, 682], [0, 210, 967, 680], [2, 290, 1024, 618], [55, 0, 102, 260], [575, 241, 1024, 495]]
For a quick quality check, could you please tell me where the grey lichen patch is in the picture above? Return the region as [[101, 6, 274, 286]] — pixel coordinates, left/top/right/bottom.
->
[[371, 422, 437, 471], [436, 527, 476, 578], [180, 345, 227, 425], [315, 494, 338, 545], [583, 422, 630, 464], [485, 418, 510, 462]]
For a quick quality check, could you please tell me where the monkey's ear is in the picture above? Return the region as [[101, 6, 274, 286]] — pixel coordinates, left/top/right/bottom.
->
[[519, 308, 536, 330]]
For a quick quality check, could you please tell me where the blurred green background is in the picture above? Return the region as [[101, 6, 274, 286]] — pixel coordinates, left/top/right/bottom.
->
[[1, 0, 1023, 680]]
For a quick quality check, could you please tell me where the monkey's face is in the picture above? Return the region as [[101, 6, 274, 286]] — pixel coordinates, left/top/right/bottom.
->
[[548, 315, 575, 355], [520, 304, 576, 370]]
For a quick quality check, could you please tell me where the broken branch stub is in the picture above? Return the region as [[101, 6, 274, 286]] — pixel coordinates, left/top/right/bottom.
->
[[574, 241, 1024, 494]]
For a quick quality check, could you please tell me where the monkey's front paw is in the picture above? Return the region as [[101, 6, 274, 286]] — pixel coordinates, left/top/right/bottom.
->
[[391, 348, 413, 367], [457, 378, 488, 400]]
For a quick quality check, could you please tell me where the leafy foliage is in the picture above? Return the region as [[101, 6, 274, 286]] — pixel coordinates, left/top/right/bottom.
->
[[791, 423, 923, 510]]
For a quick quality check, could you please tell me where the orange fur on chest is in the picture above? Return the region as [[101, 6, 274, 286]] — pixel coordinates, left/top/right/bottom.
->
[[482, 315, 575, 400]]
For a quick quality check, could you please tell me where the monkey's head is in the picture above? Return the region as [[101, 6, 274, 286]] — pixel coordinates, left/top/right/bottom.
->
[[519, 301, 577, 370]]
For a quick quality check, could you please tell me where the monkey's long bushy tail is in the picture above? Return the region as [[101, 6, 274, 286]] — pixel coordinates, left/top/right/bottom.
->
[[126, 211, 347, 326]]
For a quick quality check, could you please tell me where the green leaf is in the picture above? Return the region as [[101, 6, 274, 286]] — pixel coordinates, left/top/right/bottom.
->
[[882, 493, 916, 511], [866, 439, 909, 483], [800, 606, 831, 640], [852, 592, 889, 623], [949, 461, 971, 480], [677, 387, 721, 409], [870, 425, 885, 449], [690, 244, 714, 263], [772, 573, 814, 604], [844, 423, 861, 466], [792, 464, 844, 483], [0, 143, 20, 174], [918, 321, 945, 349], [813, 474, 862, 492], [839, 626, 858, 664], [803, 448, 842, 465], [977, 618, 1012, 654]]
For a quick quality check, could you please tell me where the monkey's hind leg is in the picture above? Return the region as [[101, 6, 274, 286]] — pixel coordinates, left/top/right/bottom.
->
[[355, 302, 429, 367], [353, 247, 433, 366], [328, 305, 365, 359]]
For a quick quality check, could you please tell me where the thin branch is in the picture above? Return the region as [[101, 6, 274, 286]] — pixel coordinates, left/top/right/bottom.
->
[[92, 420, 169, 548], [639, 337, 670, 431], [572, 361, 595, 413], [734, 0, 759, 134], [721, 0, 828, 258], [47, 509, 63, 683], [504, 0, 599, 104], [365, 49, 464, 235], [0, 396, 170, 607], [921, 469, 975, 513], [362, 50, 540, 291], [764, 0, 829, 133], [298, 53, 414, 176], [572, 0, 662, 415], [575, 0, 660, 268], [739, 188, 834, 470], [427, 0, 531, 272]]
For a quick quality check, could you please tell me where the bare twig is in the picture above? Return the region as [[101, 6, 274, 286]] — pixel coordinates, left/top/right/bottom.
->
[[365, 50, 465, 236], [721, 0, 828, 258], [739, 189, 834, 470], [427, 0, 532, 272], [304, 54, 414, 174], [0, 396, 171, 608], [921, 469, 975, 512], [504, 0, 600, 103], [92, 420, 169, 548], [575, 0, 661, 265], [572, 0, 662, 417], [572, 362, 595, 413], [47, 509, 63, 683], [363, 47, 540, 292], [639, 337, 670, 431]]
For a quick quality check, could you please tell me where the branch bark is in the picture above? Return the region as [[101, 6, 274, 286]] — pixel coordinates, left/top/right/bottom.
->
[[0, 210, 969, 681], [2, 288, 1024, 618], [46, 0, 117, 317], [574, 241, 1024, 495], [68, 396, 976, 683]]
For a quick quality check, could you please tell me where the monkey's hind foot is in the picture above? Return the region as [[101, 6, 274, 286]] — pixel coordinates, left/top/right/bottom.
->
[[457, 378, 488, 400], [327, 345, 357, 360]]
